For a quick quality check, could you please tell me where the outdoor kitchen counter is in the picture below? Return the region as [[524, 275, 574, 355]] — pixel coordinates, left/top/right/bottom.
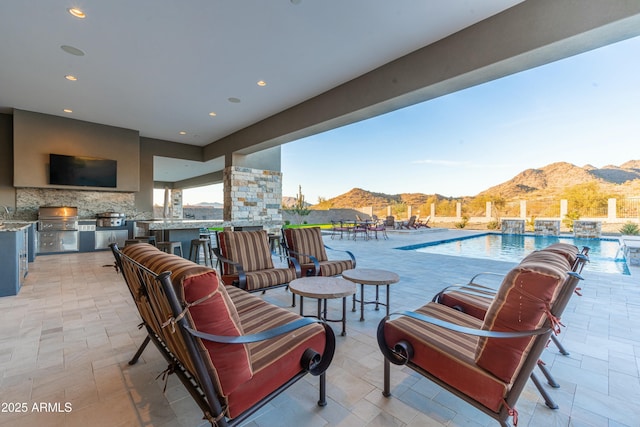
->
[[135, 219, 224, 231], [134, 220, 224, 259], [0, 222, 35, 296]]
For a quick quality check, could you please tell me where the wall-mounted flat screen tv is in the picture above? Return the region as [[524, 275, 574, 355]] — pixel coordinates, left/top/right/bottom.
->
[[49, 154, 117, 188]]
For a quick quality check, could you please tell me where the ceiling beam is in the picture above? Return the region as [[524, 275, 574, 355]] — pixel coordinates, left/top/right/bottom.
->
[[203, 0, 640, 161]]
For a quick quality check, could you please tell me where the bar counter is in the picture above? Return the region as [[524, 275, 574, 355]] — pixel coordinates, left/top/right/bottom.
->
[[134, 220, 222, 258]]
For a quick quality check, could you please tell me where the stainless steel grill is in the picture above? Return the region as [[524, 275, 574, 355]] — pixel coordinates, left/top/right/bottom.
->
[[37, 206, 79, 253]]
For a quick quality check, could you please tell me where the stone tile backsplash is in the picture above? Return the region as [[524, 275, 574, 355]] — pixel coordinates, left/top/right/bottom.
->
[[15, 188, 140, 220]]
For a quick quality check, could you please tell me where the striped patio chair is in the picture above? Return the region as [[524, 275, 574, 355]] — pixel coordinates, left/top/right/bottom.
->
[[378, 252, 583, 427], [214, 230, 301, 295]]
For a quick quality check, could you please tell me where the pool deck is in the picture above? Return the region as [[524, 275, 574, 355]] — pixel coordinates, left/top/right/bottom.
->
[[1, 227, 639, 426]]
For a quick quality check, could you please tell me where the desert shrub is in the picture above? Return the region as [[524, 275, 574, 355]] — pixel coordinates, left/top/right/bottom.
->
[[620, 222, 640, 235], [486, 220, 500, 230], [455, 216, 469, 229], [563, 210, 580, 231]]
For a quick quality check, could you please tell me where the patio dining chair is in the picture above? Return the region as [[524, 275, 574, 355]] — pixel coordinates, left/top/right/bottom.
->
[[378, 249, 584, 426], [367, 217, 388, 240], [330, 220, 351, 240]]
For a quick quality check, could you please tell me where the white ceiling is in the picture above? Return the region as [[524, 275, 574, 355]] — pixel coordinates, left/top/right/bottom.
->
[[0, 0, 523, 181]]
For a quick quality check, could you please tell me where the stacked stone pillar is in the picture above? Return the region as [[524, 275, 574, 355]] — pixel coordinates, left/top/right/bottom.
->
[[223, 166, 282, 230]]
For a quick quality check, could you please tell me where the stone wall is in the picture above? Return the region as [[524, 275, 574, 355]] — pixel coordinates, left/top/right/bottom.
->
[[501, 219, 524, 234], [534, 220, 561, 236], [15, 188, 140, 220], [573, 220, 602, 238]]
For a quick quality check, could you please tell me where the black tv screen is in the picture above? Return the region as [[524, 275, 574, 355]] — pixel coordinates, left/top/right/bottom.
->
[[49, 154, 117, 188]]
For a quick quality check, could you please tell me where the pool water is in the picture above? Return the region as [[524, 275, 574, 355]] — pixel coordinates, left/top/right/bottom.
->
[[399, 233, 629, 275]]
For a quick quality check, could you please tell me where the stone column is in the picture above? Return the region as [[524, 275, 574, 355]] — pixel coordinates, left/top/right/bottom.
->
[[560, 199, 568, 218], [171, 189, 183, 218], [223, 166, 282, 229], [520, 200, 527, 219], [608, 198, 617, 221], [486, 201, 492, 218]]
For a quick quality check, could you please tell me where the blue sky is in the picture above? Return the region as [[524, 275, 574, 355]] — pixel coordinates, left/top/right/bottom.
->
[[178, 35, 639, 205], [281, 35, 640, 204]]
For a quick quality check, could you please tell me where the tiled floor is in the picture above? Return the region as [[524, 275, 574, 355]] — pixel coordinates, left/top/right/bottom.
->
[[1, 229, 639, 426]]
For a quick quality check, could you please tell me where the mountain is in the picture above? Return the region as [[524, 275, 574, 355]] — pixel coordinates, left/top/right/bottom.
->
[[282, 196, 311, 208], [312, 188, 449, 209], [477, 161, 640, 198], [185, 201, 224, 209], [289, 161, 640, 208]]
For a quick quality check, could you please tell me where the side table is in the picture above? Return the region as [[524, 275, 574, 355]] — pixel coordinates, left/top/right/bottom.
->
[[342, 268, 400, 321], [289, 276, 357, 336]]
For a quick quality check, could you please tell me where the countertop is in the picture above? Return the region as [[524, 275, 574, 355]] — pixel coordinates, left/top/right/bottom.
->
[[0, 221, 35, 232], [135, 219, 224, 230]]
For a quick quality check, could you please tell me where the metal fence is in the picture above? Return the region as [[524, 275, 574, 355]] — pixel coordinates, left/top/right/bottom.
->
[[369, 197, 640, 221]]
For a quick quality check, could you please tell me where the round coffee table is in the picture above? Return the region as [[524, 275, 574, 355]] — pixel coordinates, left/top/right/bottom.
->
[[289, 276, 357, 336], [341, 268, 400, 321]]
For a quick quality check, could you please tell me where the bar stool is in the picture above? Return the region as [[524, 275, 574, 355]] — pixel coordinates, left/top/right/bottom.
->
[[125, 239, 142, 246], [157, 241, 183, 257], [134, 235, 157, 246], [189, 238, 213, 267]]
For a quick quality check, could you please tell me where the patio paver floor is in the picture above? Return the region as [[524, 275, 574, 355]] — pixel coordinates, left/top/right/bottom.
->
[[1, 228, 638, 426]]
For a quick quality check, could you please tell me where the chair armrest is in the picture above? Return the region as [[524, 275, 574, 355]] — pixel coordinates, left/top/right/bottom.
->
[[283, 247, 319, 275], [279, 253, 302, 278], [323, 245, 356, 268], [212, 248, 247, 289], [467, 271, 505, 286], [183, 318, 335, 375], [432, 272, 503, 303], [377, 310, 550, 366]]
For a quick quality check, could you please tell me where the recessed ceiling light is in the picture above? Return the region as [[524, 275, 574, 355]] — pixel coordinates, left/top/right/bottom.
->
[[228, 97, 241, 103], [61, 45, 85, 56], [63, 109, 73, 113], [179, 131, 187, 135], [67, 8, 86, 19], [291, 0, 301, 4], [209, 112, 217, 117], [257, 80, 267, 87], [65, 74, 78, 81]]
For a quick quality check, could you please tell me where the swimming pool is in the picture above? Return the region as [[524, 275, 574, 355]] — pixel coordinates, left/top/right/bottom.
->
[[398, 233, 629, 275]]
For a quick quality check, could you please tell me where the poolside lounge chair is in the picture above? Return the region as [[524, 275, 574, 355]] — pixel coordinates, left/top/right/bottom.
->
[[400, 215, 417, 229], [378, 248, 583, 426], [415, 215, 431, 228]]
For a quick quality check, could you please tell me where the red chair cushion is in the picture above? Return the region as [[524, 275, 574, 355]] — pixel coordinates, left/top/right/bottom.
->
[[476, 257, 567, 383]]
